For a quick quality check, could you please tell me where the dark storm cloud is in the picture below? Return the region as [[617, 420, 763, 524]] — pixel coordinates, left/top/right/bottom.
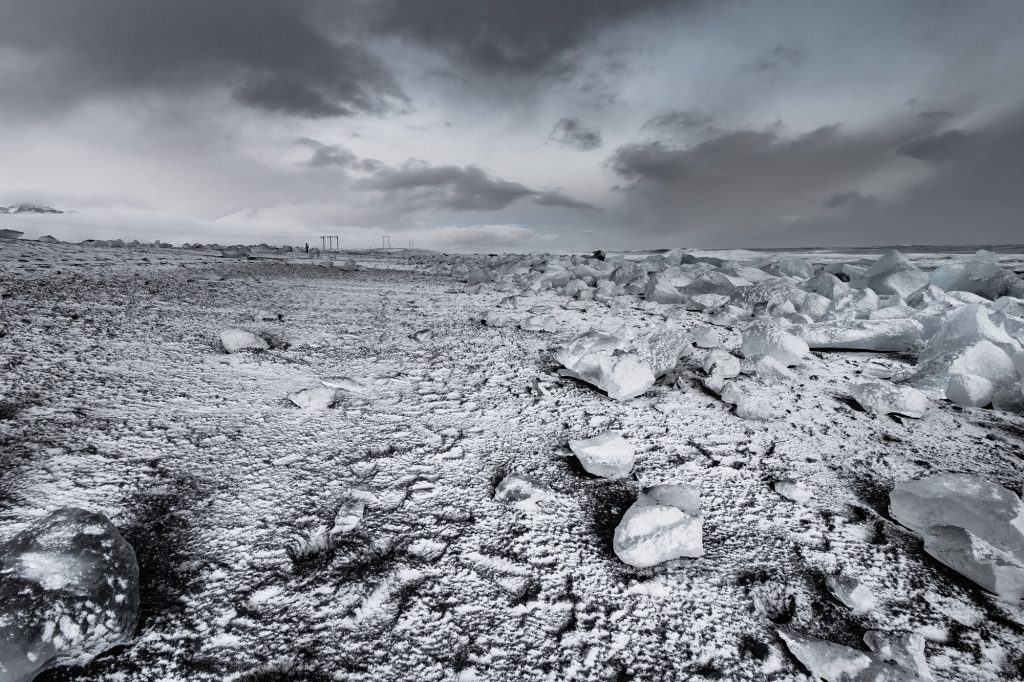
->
[[357, 160, 592, 213], [898, 130, 974, 163], [640, 110, 720, 139], [608, 101, 1024, 247], [749, 45, 806, 72], [364, 0, 684, 75], [534, 192, 599, 210], [548, 118, 603, 151], [0, 0, 406, 118], [298, 139, 384, 172]]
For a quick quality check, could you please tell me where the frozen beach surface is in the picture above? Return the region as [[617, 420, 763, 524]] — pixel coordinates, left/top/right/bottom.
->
[[0, 240, 1023, 680]]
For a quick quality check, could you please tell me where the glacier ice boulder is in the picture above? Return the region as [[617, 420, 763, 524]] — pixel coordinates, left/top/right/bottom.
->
[[568, 432, 636, 479], [0, 509, 139, 682], [849, 381, 928, 418], [614, 484, 703, 568]]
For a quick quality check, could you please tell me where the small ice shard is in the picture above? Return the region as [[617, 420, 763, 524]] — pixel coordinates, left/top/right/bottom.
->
[[692, 325, 721, 349], [555, 331, 656, 401], [826, 574, 877, 612], [852, 250, 929, 298], [0, 509, 140, 681], [255, 310, 283, 321], [320, 376, 368, 393], [412, 328, 433, 342], [774, 478, 813, 504], [520, 314, 558, 332], [849, 381, 928, 418], [220, 328, 269, 353], [330, 499, 365, 535], [613, 498, 703, 568], [753, 356, 797, 381], [494, 474, 555, 512], [890, 474, 1024, 600], [741, 317, 809, 366], [791, 319, 923, 353], [288, 387, 339, 409], [863, 631, 932, 681], [944, 373, 994, 407], [722, 385, 778, 421], [568, 431, 636, 479], [777, 628, 916, 682]]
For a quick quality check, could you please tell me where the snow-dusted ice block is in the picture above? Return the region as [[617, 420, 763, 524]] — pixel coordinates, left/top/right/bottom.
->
[[923, 525, 1024, 601], [863, 631, 932, 681], [288, 386, 339, 409], [740, 316, 809, 366], [849, 381, 928, 418], [0, 509, 139, 682], [220, 327, 269, 353], [945, 373, 995, 407], [791, 319, 923, 352], [826, 574, 876, 612], [494, 474, 555, 513], [568, 431, 636, 479], [613, 503, 703, 567]]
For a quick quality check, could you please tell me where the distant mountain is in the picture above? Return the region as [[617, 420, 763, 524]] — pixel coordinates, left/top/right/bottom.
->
[[0, 204, 63, 214]]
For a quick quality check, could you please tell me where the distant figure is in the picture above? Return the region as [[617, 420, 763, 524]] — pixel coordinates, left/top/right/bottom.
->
[[305, 242, 309, 254], [591, 249, 606, 261]]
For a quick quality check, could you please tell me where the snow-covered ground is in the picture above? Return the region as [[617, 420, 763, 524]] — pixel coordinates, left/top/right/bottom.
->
[[1, 240, 1023, 681]]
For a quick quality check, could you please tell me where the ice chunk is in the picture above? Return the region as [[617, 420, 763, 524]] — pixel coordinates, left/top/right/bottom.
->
[[555, 331, 656, 400], [331, 499, 365, 534], [802, 272, 851, 300], [643, 274, 684, 304], [289, 387, 339, 409], [945, 374, 994, 407], [863, 631, 932, 681], [774, 478, 813, 504], [568, 432, 636, 479], [849, 381, 928, 418], [777, 628, 916, 682], [220, 328, 269, 353], [494, 474, 555, 513], [636, 328, 693, 377], [0, 509, 139, 681], [520, 315, 558, 332], [741, 317, 809, 366], [692, 325, 721, 348], [613, 503, 703, 567], [922, 525, 1024, 601], [703, 349, 741, 378], [852, 250, 928, 298], [826, 574, 877, 612], [791, 319, 923, 352], [928, 250, 1024, 300], [760, 257, 814, 279], [889, 474, 1024, 558]]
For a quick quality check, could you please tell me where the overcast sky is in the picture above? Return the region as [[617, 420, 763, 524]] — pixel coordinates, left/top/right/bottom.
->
[[1, 0, 1023, 251]]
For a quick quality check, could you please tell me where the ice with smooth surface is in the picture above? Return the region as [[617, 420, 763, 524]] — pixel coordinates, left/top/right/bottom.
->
[[791, 319, 923, 352], [777, 628, 916, 682], [849, 381, 928, 418], [568, 431, 636, 479], [945, 373, 995, 407], [890, 474, 1024, 599], [826, 574, 877, 612], [555, 330, 656, 400], [863, 631, 932, 681], [852, 250, 929, 298]]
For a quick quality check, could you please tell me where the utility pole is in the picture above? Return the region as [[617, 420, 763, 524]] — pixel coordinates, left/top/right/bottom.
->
[[408, 239, 414, 249], [381, 235, 392, 249]]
